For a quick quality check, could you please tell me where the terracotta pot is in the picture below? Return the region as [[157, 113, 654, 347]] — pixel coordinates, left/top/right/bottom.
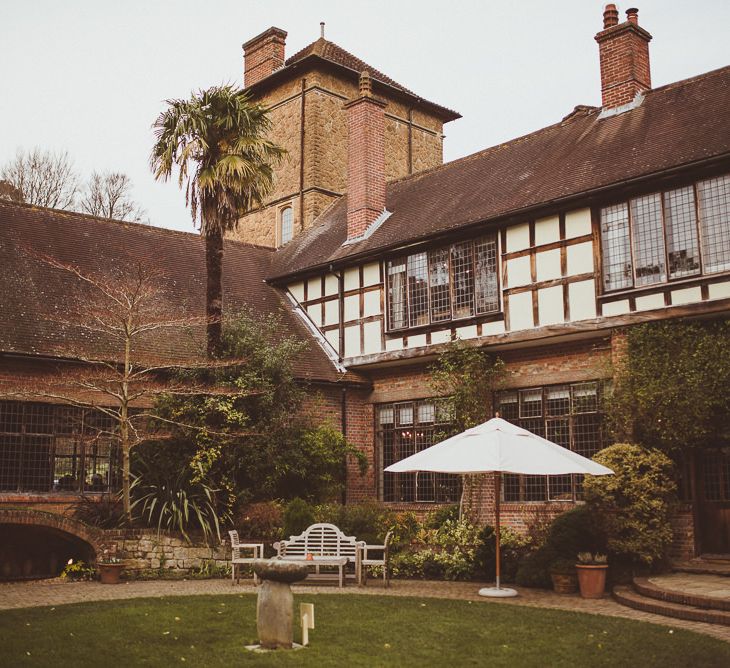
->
[[550, 572, 578, 594], [98, 563, 124, 584], [575, 564, 607, 599]]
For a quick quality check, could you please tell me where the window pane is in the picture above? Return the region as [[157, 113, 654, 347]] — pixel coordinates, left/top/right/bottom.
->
[[519, 389, 542, 418], [601, 204, 633, 291], [545, 386, 570, 416], [498, 392, 519, 421], [475, 235, 499, 314], [0, 434, 22, 491], [387, 259, 408, 329], [631, 194, 666, 286], [428, 248, 451, 323], [573, 413, 603, 458], [407, 253, 429, 327], [280, 207, 293, 244], [697, 175, 730, 274], [664, 186, 701, 279], [572, 382, 598, 413], [450, 242, 475, 319], [503, 474, 521, 502]]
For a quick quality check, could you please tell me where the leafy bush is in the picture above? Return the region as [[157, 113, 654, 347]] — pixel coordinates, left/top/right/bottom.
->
[[583, 443, 677, 566], [61, 560, 95, 581], [549, 558, 577, 576], [70, 493, 127, 529], [424, 504, 460, 529], [282, 498, 315, 538], [235, 501, 283, 541], [474, 525, 532, 583], [313, 501, 392, 544], [515, 505, 604, 588]]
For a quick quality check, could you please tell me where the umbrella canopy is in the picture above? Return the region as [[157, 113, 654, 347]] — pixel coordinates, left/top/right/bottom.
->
[[384, 417, 613, 476]]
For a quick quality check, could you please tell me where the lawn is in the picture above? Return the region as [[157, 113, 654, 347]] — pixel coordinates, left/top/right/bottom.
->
[[1, 593, 728, 667]]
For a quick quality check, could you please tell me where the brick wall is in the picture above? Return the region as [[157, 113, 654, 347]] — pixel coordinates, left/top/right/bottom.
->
[[243, 27, 287, 87]]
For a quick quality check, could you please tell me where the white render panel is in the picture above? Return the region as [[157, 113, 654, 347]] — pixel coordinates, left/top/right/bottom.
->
[[506, 223, 530, 252], [538, 286, 564, 325], [635, 293, 665, 311], [324, 298, 339, 325], [324, 328, 339, 350], [671, 286, 702, 306], [324, 273, 339, 296], [569, 280, 597, 321], [455, 325, 478, 339], [430, 329, 452, 344], [709, 281, 730, 300], [535, 215, 560, 245], [363, 290, 381, 317], [566, 241, 594, 276], [362, 321, 382, 355], [536, 249, 561, 281], [306, 304, 322, 327], [407, 333, 427, 348], [506, 255, 531, 288], [288, 282, 304, 302], [508, 291, 534, 330], [344, 267, 360, 291], [602, 299, 631, 316], [344, 325, 360, 357], [307, 277, 322, 300], [565, 208, 592, 239], [362, 262, 380, 287], [385, 336, 404, 351], [483, 320, 506, 336], [344, 294, 360, 321]]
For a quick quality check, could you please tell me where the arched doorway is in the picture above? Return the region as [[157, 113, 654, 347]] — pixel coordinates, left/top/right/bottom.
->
[[0, 510, 105, 581]]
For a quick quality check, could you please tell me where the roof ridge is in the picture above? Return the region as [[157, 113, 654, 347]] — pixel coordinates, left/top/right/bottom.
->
[[645, 62, 730, 96]]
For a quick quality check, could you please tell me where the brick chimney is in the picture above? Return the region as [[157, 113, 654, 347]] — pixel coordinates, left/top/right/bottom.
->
[[595, 6, 652, 109], [242, 27, 287, 87], [345, 72, 387, 240]]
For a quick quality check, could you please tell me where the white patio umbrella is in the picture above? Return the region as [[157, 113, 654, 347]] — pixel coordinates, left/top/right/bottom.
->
[[384, 416, 613, 597]]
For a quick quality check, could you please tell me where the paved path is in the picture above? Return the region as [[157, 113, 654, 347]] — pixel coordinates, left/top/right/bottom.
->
[[1, 577, 729, 642], [649, 573, 730, 600]]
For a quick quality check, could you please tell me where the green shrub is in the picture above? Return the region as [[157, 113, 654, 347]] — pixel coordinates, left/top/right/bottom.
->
[[313, 501, 393, 544], [282, 498, 315, 538], [71, 493, 126, 529], [583, 443, 677, 566], [236, 501, 283, 540], [61, 560, 95, 581], [474, 525, 532, 583], [549, 558, 577, 576], [424, 504, 460, 529], [515, 550, 553, 588]]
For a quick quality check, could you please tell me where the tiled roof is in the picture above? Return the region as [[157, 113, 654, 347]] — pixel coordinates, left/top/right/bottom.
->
[[253, 37, 460, 122], [270, 65, 730, 280], [0, 201, 364, 385]]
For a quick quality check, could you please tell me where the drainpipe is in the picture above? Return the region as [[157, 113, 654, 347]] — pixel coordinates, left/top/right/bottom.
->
[[341, 386, 348, 505], [299, 77, 306, 231], [407, 107, 413, 174]]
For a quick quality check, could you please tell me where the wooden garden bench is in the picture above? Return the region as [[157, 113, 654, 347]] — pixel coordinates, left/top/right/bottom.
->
[[228, 530, 264, 585], [273, 523, 363, 587]]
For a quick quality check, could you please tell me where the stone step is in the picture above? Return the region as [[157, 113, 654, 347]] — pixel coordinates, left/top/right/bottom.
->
[[633, 576, 730, 612], [673, 561, 730, 577], [613, 586, 730, 626]]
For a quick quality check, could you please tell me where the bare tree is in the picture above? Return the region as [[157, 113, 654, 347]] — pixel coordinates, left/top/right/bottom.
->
[[1, 148, 79, 209], [79, 171, 148, 223], [5, 253, 254, 522]]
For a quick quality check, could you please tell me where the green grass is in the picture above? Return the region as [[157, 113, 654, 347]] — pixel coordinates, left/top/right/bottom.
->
[[1, 594, 728, 667]]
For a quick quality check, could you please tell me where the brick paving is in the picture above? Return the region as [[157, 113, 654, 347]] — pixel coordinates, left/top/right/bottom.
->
[[1, 577, 730, 642]]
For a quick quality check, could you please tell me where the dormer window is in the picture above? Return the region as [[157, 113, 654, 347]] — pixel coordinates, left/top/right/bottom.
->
[[386, 234, 499, 331], [280, 205, 293, 245]]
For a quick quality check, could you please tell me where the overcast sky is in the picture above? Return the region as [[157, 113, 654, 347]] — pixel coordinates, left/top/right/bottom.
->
[[2, 0, 729, 233]]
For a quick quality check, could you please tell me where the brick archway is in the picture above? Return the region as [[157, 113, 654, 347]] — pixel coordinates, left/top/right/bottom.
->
[[0, 508, 106, 558]]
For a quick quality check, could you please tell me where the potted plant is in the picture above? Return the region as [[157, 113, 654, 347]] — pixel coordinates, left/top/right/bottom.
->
[[97, 552, 125, 584], [549, 558, 577, 594], [575, 552, 608, 599]]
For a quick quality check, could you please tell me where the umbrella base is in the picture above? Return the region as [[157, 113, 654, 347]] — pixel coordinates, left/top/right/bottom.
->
[[478, 586, 518, 598]]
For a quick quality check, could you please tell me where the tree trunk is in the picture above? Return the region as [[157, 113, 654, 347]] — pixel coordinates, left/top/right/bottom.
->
[[205, 227, 224, 358], [122, 445, 131, 523]]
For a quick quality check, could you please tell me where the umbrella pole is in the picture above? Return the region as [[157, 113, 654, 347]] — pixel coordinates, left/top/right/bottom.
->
[[495, 471, 501, 590]]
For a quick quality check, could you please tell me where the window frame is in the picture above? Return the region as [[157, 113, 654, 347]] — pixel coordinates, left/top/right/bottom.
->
[[279, 204, 294, 246], [599, 173, 730, 294], [385, 233, 501, 333]]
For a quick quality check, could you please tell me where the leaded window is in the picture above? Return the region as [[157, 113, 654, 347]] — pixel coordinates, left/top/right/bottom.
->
[[386, 234, 499, 330], [378, 399, 461, 503], [0, 401, 121, 493], [600, 173, 730, 292], [280, 206, 293, 245], [496, 381, 605, 502]]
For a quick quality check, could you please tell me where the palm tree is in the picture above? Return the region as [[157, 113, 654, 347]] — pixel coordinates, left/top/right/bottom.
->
[[150, 85, 284, 357]]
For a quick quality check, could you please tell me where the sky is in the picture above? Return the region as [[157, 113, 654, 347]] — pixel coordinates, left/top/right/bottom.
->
[[1, 0, 729, 233]]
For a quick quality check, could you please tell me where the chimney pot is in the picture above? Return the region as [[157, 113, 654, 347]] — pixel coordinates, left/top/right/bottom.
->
[[359, 71, 372, 97], [626, 7, 639, 24], [603, 3, 619, 28], [320, 21, 325, 39]]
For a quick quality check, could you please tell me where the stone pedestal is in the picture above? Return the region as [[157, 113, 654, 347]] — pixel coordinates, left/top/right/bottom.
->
[[251, 559, 309, 650]]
